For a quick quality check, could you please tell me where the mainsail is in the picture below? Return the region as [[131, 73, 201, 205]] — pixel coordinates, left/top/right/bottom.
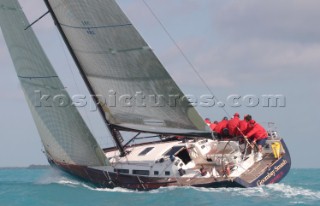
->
[[44, 0, 210, 136], [0, 0, 107, 166]]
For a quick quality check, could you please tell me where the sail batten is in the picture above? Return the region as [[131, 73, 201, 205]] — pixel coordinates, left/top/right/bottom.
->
[[45, 0, 210, 136]]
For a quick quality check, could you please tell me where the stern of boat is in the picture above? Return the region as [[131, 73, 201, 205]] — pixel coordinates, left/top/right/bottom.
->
[[235, 138, 291, 187]]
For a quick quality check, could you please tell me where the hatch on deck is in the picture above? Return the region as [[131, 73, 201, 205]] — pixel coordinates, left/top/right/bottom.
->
[[163, 146, 192, 165]]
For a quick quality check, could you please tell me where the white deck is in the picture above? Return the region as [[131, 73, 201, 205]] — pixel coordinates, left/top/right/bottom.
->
[[106, 141, 184, 165], [91, 138, 284, 179]]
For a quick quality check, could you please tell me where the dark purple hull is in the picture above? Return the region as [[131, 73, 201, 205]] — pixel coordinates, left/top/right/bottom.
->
[[48, 139, 291, 190]]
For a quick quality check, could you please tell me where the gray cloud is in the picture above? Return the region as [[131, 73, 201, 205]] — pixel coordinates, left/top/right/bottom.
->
[[120, 0, 320, 88], [197, 40, 320, 79], [184, 0, 320, 87], [215, 0, 320, 43]]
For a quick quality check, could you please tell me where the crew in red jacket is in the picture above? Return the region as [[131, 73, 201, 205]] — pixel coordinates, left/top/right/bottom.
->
[[227, 113, 240, 137], [210, 121, 218, 131], [236, 114, 251, 136], [214, 117, 229, 138], [204, 118, 211, 126], [244, 119, 268, 161]]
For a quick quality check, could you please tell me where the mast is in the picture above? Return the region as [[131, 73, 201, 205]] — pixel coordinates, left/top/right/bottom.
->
[[43, 0, 126, 156]]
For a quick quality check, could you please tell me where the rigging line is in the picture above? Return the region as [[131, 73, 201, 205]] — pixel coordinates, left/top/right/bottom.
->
[[24, 10, 50, 30], [141, 0, 232, 118]]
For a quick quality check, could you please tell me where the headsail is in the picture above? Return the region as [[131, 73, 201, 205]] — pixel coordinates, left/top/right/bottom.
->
[[0, 0, 107, 166], [44, 0, 210, 136]]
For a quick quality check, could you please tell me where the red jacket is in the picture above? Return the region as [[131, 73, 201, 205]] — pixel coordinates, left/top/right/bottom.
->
[[209, 123, 217, 131], [246, 123, 268, 141], [227, 117, 240, 136], [237, 120, 249, 136], [214, 120, 228, 134]]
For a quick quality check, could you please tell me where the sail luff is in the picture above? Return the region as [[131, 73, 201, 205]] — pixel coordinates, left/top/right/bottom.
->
[[43, 0, 126, 156]]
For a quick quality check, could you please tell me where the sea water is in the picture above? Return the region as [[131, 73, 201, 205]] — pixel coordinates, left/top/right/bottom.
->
[[0, 168, 319, 206]]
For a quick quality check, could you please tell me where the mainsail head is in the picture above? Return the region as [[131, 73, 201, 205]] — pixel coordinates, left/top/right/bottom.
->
[[45, 0, 210, 136], [0, 0, 107, 166]]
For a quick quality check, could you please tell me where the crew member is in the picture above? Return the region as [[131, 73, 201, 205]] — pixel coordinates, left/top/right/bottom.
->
[[210, 121, 218, 131], [204, 118, 211, 126], [244, 119, 268, 161], [214, 117, 229, 138], [236, 114, 252, 137], [227, 113, 240, 137]]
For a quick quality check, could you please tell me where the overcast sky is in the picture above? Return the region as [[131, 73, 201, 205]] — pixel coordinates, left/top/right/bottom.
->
[[0, 0, 319, 168]]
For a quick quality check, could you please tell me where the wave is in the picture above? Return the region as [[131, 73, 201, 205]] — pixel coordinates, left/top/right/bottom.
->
[[35, 168, 143, 193], [193, 183, 320, 202], [192, 186, 268, 197], [266, 183, 320, 200], [84, 185, 139, 193], [35, 168, 83, 187], [34, 169, 320, 201]]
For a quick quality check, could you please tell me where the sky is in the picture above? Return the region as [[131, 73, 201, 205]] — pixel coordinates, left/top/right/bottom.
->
[[0, 0, 319, 168]]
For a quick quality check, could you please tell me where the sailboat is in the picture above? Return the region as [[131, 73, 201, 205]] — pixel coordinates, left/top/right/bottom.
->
[[0, 0, 290, 190]]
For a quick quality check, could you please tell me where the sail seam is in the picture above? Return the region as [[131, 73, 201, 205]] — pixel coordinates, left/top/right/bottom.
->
[[86, 73, 167, 81], [19, 81, 64, 91], [60, 23, 132, 30], [73, 46, 150, 55], [18, 75, 58, 79]]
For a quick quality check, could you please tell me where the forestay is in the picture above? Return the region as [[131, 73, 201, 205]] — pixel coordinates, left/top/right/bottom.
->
[[45, 0, 210, 136], [0, 0, 107, 166]]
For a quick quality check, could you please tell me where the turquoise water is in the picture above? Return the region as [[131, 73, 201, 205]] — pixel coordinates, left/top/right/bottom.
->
[[0, 168, 319, 206]]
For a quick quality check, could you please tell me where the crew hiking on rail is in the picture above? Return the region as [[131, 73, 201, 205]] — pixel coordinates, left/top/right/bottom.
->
[[204, 113, 268, 161]]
